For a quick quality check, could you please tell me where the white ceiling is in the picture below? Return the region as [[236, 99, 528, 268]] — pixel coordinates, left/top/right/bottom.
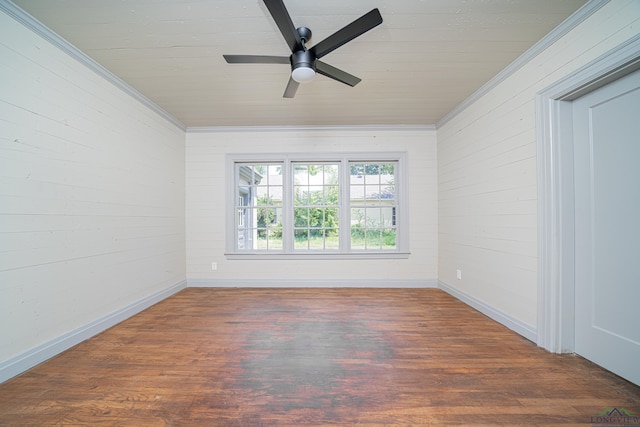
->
[[12, 0, 588, 128]]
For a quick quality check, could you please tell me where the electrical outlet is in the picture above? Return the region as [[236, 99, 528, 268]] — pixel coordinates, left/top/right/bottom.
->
[[211, 262, 217, 271], [456, 269, 462, 280]]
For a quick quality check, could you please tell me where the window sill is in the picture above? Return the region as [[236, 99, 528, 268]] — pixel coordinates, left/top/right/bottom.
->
[[225, 252, 410, 260]]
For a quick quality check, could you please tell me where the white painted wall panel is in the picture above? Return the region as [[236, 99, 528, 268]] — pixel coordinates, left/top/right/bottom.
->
[[438, 0, 640, 329], [0, 11, 186, 363], [186, 128, 437, 285]]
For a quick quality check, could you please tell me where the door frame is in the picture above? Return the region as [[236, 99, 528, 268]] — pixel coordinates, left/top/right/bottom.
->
[[536, 35, 640, 353]]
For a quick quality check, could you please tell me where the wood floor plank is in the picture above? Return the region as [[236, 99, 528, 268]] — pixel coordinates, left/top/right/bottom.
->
[[1, 288, 639, 426]]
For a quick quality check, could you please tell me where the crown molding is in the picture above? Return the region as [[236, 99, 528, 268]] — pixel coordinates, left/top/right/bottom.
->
[[0, 0, 186, 131], [436, 0, 610, 129], [187, 124, 436, 133]]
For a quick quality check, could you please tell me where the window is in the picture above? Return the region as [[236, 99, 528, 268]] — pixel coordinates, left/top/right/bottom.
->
[[227, 153, 408, 259], [349, 162, 398, 251], [293, 163, 340, 250], [236, 164, 283, 251]]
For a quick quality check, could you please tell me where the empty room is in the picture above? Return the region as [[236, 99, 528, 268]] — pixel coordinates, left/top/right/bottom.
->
[[1, 0, 639, 425]]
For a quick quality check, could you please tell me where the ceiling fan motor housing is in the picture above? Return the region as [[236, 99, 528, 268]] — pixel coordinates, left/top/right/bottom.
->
[[290, 50, 316, 83], [291, 50, 315, 70]]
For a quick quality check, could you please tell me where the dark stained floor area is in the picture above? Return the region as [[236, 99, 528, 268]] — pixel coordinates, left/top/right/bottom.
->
[[1, 288, 639, 426]]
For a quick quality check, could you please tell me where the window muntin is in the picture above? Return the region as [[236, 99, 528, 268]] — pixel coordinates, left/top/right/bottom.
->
[[229, 153, 407, 257]]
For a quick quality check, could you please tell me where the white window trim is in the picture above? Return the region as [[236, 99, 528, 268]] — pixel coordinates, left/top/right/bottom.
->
[[225, 152, 410, 260]]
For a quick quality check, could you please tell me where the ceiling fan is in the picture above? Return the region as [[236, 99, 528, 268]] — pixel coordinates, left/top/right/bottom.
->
[[223, 0, 383, 98]]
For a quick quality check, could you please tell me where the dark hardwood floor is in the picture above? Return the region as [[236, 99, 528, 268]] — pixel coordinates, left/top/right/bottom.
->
[[1, 288, 639, 426]]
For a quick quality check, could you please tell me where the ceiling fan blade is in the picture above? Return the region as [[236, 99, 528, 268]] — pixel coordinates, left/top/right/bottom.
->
[[263, 0, 303, 53], [283, 76, 299, 98], [315, 61, 361, 87], [310, 8, 383, 59], [223, 54, 290, 64]]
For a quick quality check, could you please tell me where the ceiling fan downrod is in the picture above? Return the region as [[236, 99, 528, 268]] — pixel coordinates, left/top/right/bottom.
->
[[296, 26, 312, 45]]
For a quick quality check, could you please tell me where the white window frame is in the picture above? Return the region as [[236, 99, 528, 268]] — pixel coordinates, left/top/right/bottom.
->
[[225, 152, 410, 259]]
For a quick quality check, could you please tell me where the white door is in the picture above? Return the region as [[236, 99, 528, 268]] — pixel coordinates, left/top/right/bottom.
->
[[572, 69, 640, 386]]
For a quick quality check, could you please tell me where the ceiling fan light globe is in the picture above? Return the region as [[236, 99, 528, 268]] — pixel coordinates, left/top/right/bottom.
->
[[292, 66, 316, 83]]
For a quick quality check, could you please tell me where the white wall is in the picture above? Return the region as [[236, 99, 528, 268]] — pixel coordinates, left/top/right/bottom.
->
[[186, 127, 437, 286], [437, 0, 640, 331], [0, 9, 186, 373]]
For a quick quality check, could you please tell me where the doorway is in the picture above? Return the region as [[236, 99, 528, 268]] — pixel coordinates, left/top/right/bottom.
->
[[536, 36, 640, 386]]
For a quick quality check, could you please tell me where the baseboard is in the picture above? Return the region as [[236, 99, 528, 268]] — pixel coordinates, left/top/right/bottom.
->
[[0, 280, 187, 384], [438, 280, 537, 343], [187, 278, 438, 288]]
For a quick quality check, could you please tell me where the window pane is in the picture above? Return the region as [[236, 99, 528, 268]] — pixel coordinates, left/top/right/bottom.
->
[[307, 208, 319, 228], [294, 229, 309, 250], [269, 233, 283, 250], [256, 227, 268, 249], [256, 186, 269, 204], [350, 164, 364, 176], [258, 207, 279, 227], [351, 207, 365, 227], [267, 164, 281, 177], [365, 185, 381, 202], [364, 208, 379, 227], [268, 186, 283, 204], [266, 224, 283, 250], [294, 188, 309, 206], [350, 227, 366, 250], [294, 208, 309, 227], [364, 171, 380, 185], [325, 207, 339, 229], [350, 174, 365, 200], [238, 186, 250, 198], [325, 229, 340, 249], [365, 229, 382, 250], [382, 229, 397, 250], [380, 207, 394, 227], [381, 186, 395, 201], [309, 232, 324, 250], [308, 186, 324, 205], [294, 164, 309, 184], [324, 164, 339, 185], [325, 186, 339, 205]]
